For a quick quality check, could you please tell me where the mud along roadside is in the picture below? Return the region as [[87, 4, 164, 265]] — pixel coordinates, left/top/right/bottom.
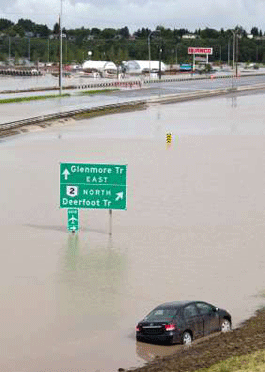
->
[[124, 307, 265, 372]]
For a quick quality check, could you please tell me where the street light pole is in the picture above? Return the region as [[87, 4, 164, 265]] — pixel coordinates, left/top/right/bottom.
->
[[159, 47, 162, 80], [28, 38, 30, 62], [59, 0, 63, 95], [47, 38, 49, 63], [148, 30, 161, 78], [232, 30, 235, 71], [235, 33, 238, 77], [148, 31, 152, 78], [228, 39, 230, 66], [8, 36, 11, 64]]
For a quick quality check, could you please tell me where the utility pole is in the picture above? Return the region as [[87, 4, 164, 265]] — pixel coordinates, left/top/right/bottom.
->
[[235, 32, 238, 77], [8, 36, 11, 64], [148, 31, 152, 78], [228, 40, 230, 66], [159, 47, 162, 80], [28, 38, 30, 62], [148, 29, 161, 78], [232, 31, 235, 70], [47, 38, 49, 63]]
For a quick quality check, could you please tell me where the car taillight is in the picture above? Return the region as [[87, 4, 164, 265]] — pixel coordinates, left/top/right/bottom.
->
[[164, 324, 175, 331], [136, 325, 140, 331]]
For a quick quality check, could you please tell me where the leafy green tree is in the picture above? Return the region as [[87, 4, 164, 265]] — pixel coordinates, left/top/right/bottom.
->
[[0, 18, 14, 31], [53, 23, 60, 35], [6, 27, 16, 37], [101, 28, 117, 39], [17, 18, 35, 32], [118, 26, 129, 39], [13, 24, 25, 37], [134, 27, 151, 38], [200, 28, 220, 39], [35, 24, 50, 37], [251, 27, 259, 36], [91, 28, 101, 37]]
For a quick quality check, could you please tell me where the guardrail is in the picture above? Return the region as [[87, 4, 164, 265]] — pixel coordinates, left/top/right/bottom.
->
[[0, 100, 147, 134]]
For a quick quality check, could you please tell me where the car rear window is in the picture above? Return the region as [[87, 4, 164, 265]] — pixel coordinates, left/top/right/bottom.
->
[[144, 308, 177, 321]]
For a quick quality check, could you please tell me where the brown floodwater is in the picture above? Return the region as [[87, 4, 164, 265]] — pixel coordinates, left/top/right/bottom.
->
[[0, 93, 265, 372]]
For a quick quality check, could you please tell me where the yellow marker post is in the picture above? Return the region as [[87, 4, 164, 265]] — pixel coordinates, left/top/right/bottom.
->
[[166, 132, 172, 149], [166, 132, 172, 143]]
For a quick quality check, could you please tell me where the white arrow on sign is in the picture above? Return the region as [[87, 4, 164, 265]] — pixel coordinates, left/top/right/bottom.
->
[[115, 192, 123, 201], [62, 169, 70, 180]]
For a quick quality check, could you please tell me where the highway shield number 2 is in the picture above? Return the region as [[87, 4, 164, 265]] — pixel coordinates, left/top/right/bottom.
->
[[66, 186, 78, 197]]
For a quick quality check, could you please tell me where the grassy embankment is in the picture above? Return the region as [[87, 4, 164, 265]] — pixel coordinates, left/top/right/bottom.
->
[[79, 88, 119, 95], [0, 88, 119, 104], [196, 292, 265, 372], [196, 349, 265, 372], [0, 93, 70, 104]]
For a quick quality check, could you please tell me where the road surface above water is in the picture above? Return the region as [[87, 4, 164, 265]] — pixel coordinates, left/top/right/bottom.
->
[[1, 72, 265, 124], [0, 92, 265, 372]]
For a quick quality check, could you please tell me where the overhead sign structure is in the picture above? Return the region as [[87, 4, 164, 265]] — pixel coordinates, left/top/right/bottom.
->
[[188, 47, 213, 55], [67, 208, 79, 232], [60, 163, 127, 210]]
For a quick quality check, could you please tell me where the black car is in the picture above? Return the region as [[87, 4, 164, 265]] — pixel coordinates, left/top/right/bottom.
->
[[136, 300, 232, 345]]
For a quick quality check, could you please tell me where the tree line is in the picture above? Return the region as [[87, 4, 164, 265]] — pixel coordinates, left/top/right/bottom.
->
[[0, 18, 265, 65]]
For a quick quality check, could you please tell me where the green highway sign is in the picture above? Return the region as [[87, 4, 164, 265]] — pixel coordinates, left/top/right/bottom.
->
[[60, 163, 127, 210], [67, 208, 79, 232]]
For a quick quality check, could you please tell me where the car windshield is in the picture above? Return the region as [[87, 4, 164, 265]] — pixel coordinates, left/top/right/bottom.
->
[[144, 308, 177, 322]]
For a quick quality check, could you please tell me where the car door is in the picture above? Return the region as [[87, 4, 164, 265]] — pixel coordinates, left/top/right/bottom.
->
[[183, 303, 203, 339], [195, 302, 220, 336]]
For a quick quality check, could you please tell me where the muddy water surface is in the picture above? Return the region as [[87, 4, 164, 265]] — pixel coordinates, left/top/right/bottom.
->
[[0, 93, 265, 372]]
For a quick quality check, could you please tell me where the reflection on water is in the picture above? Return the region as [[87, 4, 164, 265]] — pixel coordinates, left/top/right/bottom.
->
[[231, 96, 237, 108], [136, 341, 181, 363], [57, 234, 127, 324], [230, 96, 238, 134]]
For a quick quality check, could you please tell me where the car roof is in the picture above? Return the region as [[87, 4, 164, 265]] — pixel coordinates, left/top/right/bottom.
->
[[156, 300, 196, 309]]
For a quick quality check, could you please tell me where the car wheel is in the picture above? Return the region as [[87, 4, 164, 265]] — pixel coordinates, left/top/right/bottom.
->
[[182, 331, 192, 345], [221, 318, 231, 332]]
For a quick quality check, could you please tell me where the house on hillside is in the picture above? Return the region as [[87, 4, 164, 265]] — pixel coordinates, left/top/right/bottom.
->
[[182, 34, 197, 39]]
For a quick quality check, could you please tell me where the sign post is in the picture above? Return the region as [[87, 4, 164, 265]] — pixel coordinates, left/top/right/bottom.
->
[[67, 208, 79, 232], [188, 47, 213, 72]]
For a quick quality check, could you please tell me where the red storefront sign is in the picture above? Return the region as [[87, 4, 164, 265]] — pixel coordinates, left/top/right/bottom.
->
[[188, 47, 213, 55]]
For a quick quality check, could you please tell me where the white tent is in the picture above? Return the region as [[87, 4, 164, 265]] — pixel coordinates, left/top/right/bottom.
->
[[123, 60, 167, 74], [82, 60, 117, 76]]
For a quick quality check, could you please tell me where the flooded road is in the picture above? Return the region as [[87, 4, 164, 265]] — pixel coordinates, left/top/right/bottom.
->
[[2, 72, 265, 124], [0, 92, 265, 371]]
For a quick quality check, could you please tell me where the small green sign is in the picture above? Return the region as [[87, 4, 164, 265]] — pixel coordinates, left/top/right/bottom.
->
[[67, 209, 79, 232], [60, 163, 127, 210]]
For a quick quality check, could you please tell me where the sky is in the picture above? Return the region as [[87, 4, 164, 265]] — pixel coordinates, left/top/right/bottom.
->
[[0, 0, 265, 33]]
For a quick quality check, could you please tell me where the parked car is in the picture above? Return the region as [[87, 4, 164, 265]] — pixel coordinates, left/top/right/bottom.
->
[[136, 300, 232, 345]]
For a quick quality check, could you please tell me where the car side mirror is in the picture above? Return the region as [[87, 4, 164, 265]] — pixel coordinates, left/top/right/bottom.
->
[[214, 307, 218, 312]]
